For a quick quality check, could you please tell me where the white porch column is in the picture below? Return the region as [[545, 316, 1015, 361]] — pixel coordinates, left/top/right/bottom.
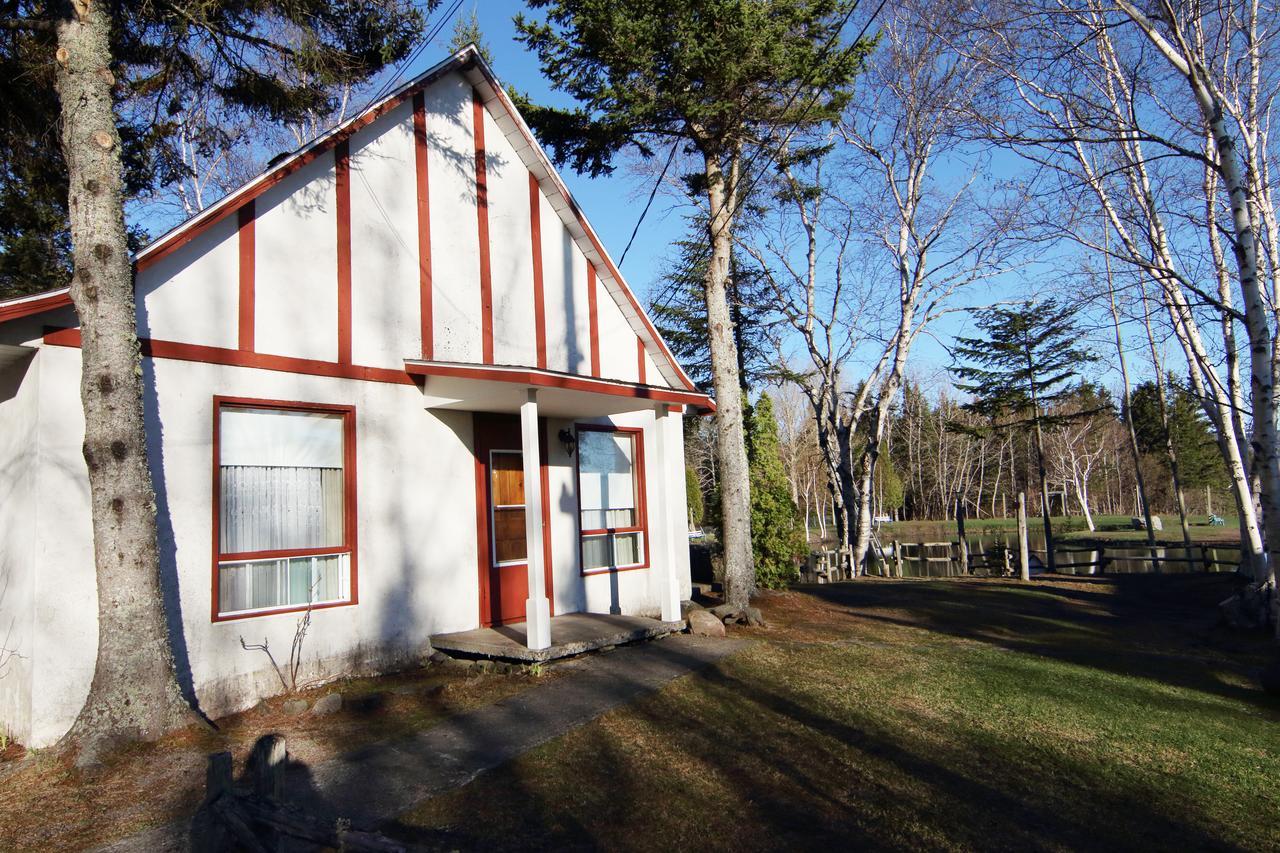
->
[[520, 389, 551, 650], [653, 404, 683, 623]]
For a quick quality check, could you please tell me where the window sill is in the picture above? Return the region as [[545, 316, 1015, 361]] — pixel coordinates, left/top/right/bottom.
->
[[213, 597, 355, 623]]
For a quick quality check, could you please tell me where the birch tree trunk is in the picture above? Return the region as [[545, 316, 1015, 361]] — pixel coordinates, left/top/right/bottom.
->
[[54, 0, 193, 760], [700, 147, 754, 607]]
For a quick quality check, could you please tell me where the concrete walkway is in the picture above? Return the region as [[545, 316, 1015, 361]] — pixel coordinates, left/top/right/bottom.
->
[[98, 633, 746, 852]]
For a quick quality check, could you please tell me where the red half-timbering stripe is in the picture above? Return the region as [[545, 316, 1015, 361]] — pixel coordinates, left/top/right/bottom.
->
[[474, 90, 494, 364], [587, 265, 601, 377], [529, 172, 547, 370], [237, 201, 255, 352], [335, 140, 353, 365], [637, 338, 646, 384], [413, 91, 434, 360]]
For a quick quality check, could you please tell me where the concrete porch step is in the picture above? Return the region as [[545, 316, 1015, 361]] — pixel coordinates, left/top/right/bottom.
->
[[430, 612, 685, 663]]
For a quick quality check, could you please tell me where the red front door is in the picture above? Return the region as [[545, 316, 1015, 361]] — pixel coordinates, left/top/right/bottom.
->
[[474, 414, 532, 626]]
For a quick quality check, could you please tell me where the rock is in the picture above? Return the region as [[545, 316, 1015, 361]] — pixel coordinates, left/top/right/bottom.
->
[[1130, 517, 1145, 530], [710, 604, 744, 624], [680, 599, 706, 617], [309, 693, 342, 716], [687, 609, 726, 637], [428, 650, 450, 665], [470, 659, 494, 674], [1220, 583, 1271, 630], [1261, 657, 1280, 696], [743, 606, 767, 627], [1150, 515, 1163, 532], [282, 698, 310, 715]]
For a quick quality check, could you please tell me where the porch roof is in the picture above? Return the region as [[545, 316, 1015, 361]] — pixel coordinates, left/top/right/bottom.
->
[[403, 359, 715, 418]]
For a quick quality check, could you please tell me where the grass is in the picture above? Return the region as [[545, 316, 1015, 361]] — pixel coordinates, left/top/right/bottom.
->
[[0, 661, 555, 851], [883, 514, 1242, 547], [398, 574, 1280, 851]]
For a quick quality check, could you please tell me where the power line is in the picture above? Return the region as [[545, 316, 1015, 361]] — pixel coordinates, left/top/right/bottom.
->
[[619, 141, 679, 268], [360, 0, 466, 113], [617, 0, 886, 262]]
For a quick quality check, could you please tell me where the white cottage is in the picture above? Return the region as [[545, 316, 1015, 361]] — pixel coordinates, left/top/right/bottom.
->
[[0, 47, 711, 748]]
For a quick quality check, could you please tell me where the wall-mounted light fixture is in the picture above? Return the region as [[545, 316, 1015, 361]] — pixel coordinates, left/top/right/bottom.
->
[[558, 428, 577, 457]]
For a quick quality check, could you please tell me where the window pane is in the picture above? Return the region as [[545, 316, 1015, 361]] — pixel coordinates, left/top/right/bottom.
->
[[582, 534, 611, 571], [492, 507, 527, 565], [578, 431, 635, 514], [218, 554, 349, 615], [490, 451, 524, 506], [220, 408, 344, 554], [580, 508, 637, 531], [614, 532, 642, 566]]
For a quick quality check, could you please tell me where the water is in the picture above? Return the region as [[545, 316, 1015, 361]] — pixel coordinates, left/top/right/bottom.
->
[[866, 529, 1240, 578]]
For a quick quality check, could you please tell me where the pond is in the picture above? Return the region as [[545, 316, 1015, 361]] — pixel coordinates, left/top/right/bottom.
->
[[864, 528, 1240, 578]]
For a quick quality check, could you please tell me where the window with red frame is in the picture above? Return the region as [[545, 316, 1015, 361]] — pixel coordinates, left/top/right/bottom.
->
[[576, 426, 647, 572], [215, 401, 354, 617]]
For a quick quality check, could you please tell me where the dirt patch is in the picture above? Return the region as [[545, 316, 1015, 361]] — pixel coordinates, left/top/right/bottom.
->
[[0, 662, 555, 851]]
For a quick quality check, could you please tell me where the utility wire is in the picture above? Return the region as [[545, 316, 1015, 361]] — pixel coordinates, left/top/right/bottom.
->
[[360, 0, 466, 114], [616, 0, 886, 261], [619, 141, 680, 267]]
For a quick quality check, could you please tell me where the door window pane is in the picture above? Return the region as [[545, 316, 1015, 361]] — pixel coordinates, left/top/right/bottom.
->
[[491, 451, 527, 565]]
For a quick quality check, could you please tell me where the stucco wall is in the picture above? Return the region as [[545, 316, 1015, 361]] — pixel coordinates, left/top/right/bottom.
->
[[0, 349, 39, 745]]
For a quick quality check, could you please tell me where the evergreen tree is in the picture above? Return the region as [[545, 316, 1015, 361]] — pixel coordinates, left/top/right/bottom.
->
[[686, 466, 705, 529], [649, 215, 775, 393], [950, 299, 1097, 573], [746, 393, 807, 588], [449, 7, 494, 66], [1129, 376, 1229, 492], [514, 0, 871, 607]]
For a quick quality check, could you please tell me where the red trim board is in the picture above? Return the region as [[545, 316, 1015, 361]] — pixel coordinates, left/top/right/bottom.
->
[[473, 89, 494, 365], [529, 171, 548, 370], [335, 141, 353, 365], [403, 360, 712, 408], [413, 91, 434, 360], [587, 265, 600, 378], [237, 201, 255, 352]]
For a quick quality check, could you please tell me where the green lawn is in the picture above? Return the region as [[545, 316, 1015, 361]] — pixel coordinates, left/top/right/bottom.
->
[[399, 574, 1279, 851]]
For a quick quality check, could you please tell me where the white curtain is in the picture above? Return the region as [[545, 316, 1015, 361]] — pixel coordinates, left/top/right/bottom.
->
[[578, 431, 636, 530]]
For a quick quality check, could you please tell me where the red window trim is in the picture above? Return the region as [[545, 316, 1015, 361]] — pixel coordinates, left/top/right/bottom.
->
[[211, 396, 359, 622], [574, 424, 649, 575]]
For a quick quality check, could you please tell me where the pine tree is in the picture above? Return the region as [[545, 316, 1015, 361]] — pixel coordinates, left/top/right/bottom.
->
[[950, 299, 1097, 573], [686, 466, 705, 529], [747, 393, 807, 588], [514, 0, 871, 608]]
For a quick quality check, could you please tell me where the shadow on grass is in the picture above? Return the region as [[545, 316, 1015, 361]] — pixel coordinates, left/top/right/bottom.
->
[[797, 574, 1278, 714]]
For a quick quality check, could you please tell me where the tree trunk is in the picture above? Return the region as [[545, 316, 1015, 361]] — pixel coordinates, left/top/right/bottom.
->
[[1017, 491, 1030, 582], [54, 0, 194, 761], [1107, 248, 1160, 567], [700, 149, 753, 607]]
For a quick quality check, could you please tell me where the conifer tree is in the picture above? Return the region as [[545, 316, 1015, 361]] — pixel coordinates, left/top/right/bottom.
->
[[514, 0, 870, 607], [950, 299, 1096, 573], [747, 393, 807, 588]]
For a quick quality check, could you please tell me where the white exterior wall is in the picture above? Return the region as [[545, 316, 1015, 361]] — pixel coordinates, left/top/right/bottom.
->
[[350, 102, 423, 368], [135, 215, 239, 347], [484, 108, 537, 367], [425, 73, 483, 364], [0, 350, 40, 744], [0, 65, 698, 747]]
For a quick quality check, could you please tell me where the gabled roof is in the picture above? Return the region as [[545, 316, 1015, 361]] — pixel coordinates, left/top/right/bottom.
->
[[0, 46, 698, 393]]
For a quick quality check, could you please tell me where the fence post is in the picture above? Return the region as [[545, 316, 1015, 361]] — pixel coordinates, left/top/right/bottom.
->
[[1017, 492, 1030, 581], [252, 734, 287, 803], [956, 499, 969, 575]]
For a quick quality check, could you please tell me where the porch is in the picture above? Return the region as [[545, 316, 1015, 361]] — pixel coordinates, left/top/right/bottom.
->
[[431, 613, 685, 663]]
